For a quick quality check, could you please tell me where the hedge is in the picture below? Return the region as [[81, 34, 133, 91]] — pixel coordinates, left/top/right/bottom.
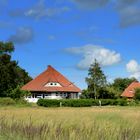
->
[[37, 99, 128, 107]]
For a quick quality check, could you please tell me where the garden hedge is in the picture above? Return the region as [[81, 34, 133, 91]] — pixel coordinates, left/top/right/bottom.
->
[[37, 99, 128, 107]]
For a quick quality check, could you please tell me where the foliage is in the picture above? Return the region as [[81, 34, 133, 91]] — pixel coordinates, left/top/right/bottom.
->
[[0, 98, 16, 105], [37, 99, 61, 107], [134, 88, 140, 100], [112, 77, 137, 92], [80, 89, 90, 99], [97, 87, 116, 99], [0, 41, 14, 54], [62, 99, 93, 107], [9, 85, 31, 99], [102, 86, 121, 99], [0, 41, 32, 97], [37, 99, 93, 107], [37, 99, 128, 107], [86, 59, 107, 99]]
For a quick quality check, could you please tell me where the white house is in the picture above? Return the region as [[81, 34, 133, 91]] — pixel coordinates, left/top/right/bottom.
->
[[22, 65, 81, 103]]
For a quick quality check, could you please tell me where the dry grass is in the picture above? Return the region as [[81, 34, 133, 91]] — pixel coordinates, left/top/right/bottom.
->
[[0, 106, 140, 140]]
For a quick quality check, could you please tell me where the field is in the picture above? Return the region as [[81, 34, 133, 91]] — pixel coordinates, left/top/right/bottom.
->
[[0, 106, 140, 140]]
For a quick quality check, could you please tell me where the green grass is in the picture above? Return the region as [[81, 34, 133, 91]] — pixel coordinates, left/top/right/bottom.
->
[[0, 106, 140, 140]]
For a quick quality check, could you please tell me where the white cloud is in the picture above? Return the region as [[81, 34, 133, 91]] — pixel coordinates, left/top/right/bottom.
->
[[66, 44, 121, 69], [129, 72, 140, 79], [126, 60, 140, 73], [126, 60, 140, 79]]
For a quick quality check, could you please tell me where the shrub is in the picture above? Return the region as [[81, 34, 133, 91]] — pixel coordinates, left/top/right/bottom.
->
[[115, 99, 128, 106], [10, 85, 31, 99], [134, 88, 140, 100], [37, 99, 129, 107], [0, 98, 16, 105], [62, 99, 93, 107], [37, 99, 93, 107], [37, 99, 61, 107], [15, 98, 28, 105]]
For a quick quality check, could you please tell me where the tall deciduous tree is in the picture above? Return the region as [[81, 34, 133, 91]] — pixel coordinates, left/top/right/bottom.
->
[[112, 78, 137, 92], [0, 41, 32, 97], [86, 59, 107, 99]]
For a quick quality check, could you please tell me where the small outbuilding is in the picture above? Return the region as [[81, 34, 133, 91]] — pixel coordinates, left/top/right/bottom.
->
[[121, 81, 140, 99], [22, 65, 81, 102]]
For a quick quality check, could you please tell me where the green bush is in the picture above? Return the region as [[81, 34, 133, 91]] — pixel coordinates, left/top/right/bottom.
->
[[115, 99, 128, 106], [37, 99, 93, 107], [15, 98, 28, 105], [62, 99, 93, 107], [37, 99, 61, 107], [37, 99, 129, 107], [134, 88, 140, 100], [0, 98, 16, 105], [10, 85, 31, 99]]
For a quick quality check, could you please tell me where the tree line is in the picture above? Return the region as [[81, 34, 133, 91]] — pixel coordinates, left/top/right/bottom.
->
[[0, 41, 32, 98], [81, 59, 137, 99]]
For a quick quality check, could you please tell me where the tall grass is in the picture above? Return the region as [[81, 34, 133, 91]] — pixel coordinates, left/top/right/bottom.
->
[[0, 106, 140, 140]]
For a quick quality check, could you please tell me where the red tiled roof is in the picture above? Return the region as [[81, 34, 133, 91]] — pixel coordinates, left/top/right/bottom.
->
[[121, 81, 140, 98], [22, 65, 81, 93]]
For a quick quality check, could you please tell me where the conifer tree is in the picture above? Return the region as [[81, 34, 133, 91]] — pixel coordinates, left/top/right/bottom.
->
[[86, 59, 107, 99]]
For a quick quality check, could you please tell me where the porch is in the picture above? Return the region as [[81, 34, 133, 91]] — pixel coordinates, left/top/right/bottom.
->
[[25, 92, 79, 103]]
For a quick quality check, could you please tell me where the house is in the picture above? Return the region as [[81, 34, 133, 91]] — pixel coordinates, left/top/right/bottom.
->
[[121, 81, 140, 99], [22, 65, 81, 102]]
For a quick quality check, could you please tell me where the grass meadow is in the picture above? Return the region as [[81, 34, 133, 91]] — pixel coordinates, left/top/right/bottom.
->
[[0, 106, 140, 140]]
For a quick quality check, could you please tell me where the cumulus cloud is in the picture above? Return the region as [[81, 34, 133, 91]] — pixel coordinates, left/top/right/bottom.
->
[[126, 60, 140, 73], [126, 60, 140, 79], [9, 0, 70, 20], [8, 27, 34, 44], [65, 44, 121, 69]]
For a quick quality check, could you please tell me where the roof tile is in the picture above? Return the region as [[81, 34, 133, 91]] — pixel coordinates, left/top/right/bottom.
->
[[22, 65, 81, 92], [121, 81, 140, 98]]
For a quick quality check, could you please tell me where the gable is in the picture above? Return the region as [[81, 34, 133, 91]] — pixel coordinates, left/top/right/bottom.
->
[[121, 81, 140, 98]]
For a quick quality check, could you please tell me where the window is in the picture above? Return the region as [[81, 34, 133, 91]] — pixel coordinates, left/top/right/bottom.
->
[[44, 82, 62, 87], [129, 90, 133, 93]]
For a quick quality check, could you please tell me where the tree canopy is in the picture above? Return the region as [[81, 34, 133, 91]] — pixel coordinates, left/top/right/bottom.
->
[[83, 60, 137, 99], [0, 41, 32, 97], [112, 77, 137, 92]]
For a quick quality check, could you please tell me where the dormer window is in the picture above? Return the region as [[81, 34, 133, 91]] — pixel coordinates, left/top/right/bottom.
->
[[44, 82, 62, 87], [129, 90, 133, 93]]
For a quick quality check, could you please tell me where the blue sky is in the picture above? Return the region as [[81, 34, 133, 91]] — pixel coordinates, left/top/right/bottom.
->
[[0, 0, 140, 89]]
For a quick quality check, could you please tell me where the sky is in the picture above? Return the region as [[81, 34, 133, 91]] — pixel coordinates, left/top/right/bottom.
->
[[0, 0, 140, 89]]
